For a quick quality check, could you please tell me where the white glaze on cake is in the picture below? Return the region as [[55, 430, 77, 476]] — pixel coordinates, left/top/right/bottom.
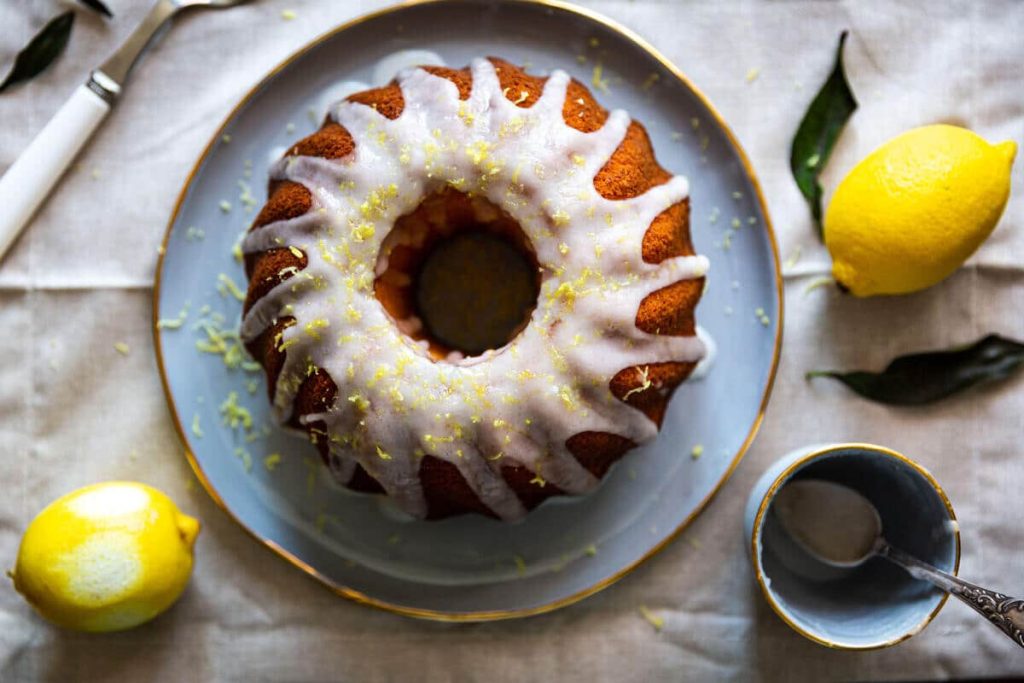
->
[[371, 50, 446, 86], [312, 80, 370, 127], [241, 58, 708, 520], [691, 326, 716, 381]]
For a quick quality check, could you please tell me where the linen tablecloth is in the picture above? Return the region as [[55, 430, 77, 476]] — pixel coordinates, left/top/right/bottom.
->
[[1, 1, 1022, 679]]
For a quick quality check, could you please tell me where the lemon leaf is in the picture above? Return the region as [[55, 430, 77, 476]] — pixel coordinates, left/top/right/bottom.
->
[[0, 11, 75, 94], [78, 0, 114, 18], [807, 334, 1024, 405], [790, 31, 858, 239]]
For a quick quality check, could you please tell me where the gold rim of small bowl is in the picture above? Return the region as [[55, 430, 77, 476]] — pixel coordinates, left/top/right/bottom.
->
[[152, 0, 785, 622], [749, 442, 962, 649]]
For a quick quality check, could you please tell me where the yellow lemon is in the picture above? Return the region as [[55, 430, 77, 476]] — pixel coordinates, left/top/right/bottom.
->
[[825, 124, 1016, 296], [10, 482, 199, 632]]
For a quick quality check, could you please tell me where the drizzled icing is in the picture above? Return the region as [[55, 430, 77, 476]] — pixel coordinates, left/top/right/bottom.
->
[[241, 58, 708, 520]]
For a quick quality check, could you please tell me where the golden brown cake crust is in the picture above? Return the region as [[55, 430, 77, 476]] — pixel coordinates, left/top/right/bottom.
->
[[244, 58, 702, 518]]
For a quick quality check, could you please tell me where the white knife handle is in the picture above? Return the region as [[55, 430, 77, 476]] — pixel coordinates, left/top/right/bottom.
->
[[0, 84, 111, 260]]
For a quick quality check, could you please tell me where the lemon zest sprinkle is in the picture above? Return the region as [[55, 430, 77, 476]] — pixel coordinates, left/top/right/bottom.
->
[[591, 63, 610, 93], [217, 273, 246, 302], [622, 366, 652, 399], [219, 392, 253, 431], [639, 605, 665, 631]]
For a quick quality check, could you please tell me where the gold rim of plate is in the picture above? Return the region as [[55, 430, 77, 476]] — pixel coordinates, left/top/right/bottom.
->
[[749, 443, 962, 649], [152, 0, 784, 622]]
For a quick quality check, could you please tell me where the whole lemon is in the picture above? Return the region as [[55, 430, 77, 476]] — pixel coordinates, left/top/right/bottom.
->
[[10, 482, 199, 632], [825, 124, 1016, 296]]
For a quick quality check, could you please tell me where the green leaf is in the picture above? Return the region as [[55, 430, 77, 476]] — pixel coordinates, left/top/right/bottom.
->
[[790, 31, 858, 239], [78, 0, 114, 19], [806, 334, 1024, 405], [0, 11, 75, 94]]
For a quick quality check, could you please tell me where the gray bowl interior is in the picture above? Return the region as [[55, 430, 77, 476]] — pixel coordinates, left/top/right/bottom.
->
[[759, 450, 957, 647]]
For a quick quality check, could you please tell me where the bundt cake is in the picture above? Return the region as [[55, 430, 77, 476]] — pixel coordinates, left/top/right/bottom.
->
[[241, 57, 707, 520]]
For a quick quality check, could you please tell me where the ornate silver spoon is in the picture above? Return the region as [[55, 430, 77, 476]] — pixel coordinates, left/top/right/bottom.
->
[[774, 479, 1024, 648], [0, 0, 250, 261]]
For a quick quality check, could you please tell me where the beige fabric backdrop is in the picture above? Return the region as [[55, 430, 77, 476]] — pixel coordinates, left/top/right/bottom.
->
[[1, 0, 1022, 680]]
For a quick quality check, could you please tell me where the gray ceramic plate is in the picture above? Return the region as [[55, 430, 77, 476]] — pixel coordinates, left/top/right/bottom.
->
[[154, 0, 781, 620]]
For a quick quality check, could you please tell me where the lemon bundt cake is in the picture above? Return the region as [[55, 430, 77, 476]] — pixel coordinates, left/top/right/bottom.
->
[[241, 57, 707, 520]]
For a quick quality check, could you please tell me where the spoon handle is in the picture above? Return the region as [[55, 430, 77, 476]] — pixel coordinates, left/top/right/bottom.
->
[[880, 543, 1024, 648]]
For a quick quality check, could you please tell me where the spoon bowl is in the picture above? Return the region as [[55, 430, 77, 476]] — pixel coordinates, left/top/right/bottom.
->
[[773, 477, 1024, 648], [771, 478, 883, 569]]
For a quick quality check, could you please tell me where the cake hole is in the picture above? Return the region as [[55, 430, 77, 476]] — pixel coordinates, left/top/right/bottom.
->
[[374, 189, 540, 360]]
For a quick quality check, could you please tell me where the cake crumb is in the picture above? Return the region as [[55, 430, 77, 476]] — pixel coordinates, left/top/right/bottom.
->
[[745, 67, 761, 83], [281, 9, 296, 20], [690, 444, 704, 459], [222, 134, 232, 144], [263, 453, 282, 471], [219, 200, 232, 213], [584, 544, 598, 557], [191, 413, 204, 438], [513, 554, 527, 576], [113, 342, 130, 356]]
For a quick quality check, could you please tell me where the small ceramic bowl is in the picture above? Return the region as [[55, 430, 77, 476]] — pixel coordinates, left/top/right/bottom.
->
[[744, 443, 960, 649]]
